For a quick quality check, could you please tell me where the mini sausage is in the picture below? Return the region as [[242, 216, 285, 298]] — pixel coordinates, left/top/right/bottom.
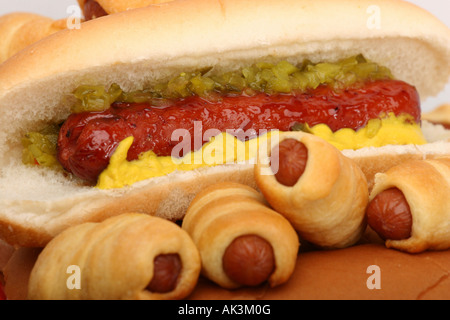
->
[[83, 0, 108, 21], [222, 234, 275, 286], [147, 254, 182, 293], [271, 139, 308, 186], [366, 188, 413, 240]]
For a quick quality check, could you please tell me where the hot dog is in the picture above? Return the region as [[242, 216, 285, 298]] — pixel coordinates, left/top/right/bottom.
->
[[147, 254, 182, 293], [222, 235, 275, 287], [81, 0, 108, 20], [0, 0, 449, 250], [271, 139, 308, 187], [366, 188, 413, 241], [57, 79, 421, 183]]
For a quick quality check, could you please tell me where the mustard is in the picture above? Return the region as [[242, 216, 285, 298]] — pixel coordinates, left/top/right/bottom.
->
[[96, 114, 426, 190], [97, 132, 272, 189], [307, 113, 426, 150]]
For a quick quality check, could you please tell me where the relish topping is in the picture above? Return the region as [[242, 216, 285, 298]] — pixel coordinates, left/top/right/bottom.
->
[[70, 54, 392, 113], [22, 54, 421, 182]]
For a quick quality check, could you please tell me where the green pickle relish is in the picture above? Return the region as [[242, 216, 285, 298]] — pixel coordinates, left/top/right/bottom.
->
[[22, 54, 394, 168], [70, 54, 393, 113]]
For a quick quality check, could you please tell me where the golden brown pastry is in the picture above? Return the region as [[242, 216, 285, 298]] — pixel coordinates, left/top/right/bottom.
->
[[366, 157, 450, 253], [182, 182, 299, 290], [255, 132, 369, 249], [28, 213, 201, 300], [422, 104, 450, 129], [0, 13, 66, 64], [77, 0, 174, 20]]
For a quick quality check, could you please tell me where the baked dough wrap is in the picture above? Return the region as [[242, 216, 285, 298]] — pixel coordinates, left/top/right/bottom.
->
[[77, 0, 173, 16], [28, 213, 201, 300], [422, 104, 450, 129], [255, 132, 369, 249], [0, 13, 67, 64], [369, 157, 450, 253], [182, 182, 300, 290]]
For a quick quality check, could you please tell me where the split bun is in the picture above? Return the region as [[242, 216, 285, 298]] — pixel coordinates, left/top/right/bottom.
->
[[0, 0, 449, 247]]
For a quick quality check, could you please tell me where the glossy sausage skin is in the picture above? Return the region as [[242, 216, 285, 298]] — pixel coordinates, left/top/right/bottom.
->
[[146, 254, 182, 293], [222, 235, 275, 286], [58, 79, 420, 182], [366, 188, 413, 240], [83, 0, 108, 21], [271, 139, 308, 186]]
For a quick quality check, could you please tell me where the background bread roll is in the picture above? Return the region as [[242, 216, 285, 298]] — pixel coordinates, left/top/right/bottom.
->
[[0, 13, 67, 64], [422, 104, 450, 129]]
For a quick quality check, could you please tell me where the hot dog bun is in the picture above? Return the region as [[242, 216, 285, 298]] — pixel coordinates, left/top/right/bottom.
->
[[0, 0, 450, 248]]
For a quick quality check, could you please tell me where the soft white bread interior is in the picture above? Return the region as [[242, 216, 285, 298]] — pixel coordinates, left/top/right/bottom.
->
[[0, 0, 450, 247]]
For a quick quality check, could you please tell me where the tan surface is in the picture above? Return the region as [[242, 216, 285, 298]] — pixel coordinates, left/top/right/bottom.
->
[[4, 240, 450, 300]]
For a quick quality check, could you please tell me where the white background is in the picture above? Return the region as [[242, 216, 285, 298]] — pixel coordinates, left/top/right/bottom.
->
[[0, 0, 449, 112]]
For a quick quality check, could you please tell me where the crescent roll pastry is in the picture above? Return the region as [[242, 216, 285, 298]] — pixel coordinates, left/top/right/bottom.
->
[[255, 132, 369, 249], [0, 13, 66, 64], [182, 182, 300, 290], [28, 213, 201, 300], [367, 157, 450, 253], [422, 104, 450, 129]]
